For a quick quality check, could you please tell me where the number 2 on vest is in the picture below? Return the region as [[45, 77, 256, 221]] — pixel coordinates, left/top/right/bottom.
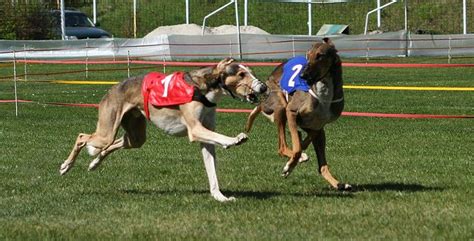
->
[[288, 64, 303, 87]]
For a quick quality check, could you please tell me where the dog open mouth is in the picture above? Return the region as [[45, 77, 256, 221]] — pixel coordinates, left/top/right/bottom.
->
[[246, 93, 259, 104]]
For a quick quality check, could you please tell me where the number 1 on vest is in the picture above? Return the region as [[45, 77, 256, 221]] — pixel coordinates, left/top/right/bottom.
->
[[161, 74, 173, 97]]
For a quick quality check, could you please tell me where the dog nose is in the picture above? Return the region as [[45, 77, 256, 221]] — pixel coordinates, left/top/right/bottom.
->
[[259, 83, 267, 93], [252, 80, 267, 94]]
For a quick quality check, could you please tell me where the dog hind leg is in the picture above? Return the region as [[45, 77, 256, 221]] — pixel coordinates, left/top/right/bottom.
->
[[312, 129, 352, 191], [88, 111, 147, 171], [60, 97, 130, 175]]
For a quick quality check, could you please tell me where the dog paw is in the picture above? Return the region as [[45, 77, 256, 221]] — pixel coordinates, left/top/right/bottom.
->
[[88, 157, 101, 171], [298, 153, 309, 163], [235, 133, 248, 145], [212, 192, 236, 202], [337, 183, 353, 191], [281, 164, 294, 178], [59, 162, 71, 175]]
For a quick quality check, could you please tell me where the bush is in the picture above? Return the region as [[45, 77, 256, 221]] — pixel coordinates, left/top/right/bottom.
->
[[0, 2, 56, 40]]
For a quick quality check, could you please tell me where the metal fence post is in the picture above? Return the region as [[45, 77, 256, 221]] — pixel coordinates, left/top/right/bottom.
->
[[292, 37, 295, 57], [307, 0, 312, 36], [185, 0, 190, 24], [234, 0, 242, 60], [244, 0, 248, 26], [23, 44, 27, 82], [93, 0, 97, 24], [377, 0, 381, 28], [133, 0, 137, 38], [127, 50, 131, 78], [13, 50, 18, 117], [365, 39, 370, 63], [463, 0, 467, 34], [163, 57, 166, 73], [85, 42, 89, 79], [404, 0, 408, 32], [448, 36, 452, 63], [60, 0, 66, 40]]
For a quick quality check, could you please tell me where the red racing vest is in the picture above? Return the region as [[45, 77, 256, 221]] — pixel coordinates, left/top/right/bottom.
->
[[142, 72, 195, 119]]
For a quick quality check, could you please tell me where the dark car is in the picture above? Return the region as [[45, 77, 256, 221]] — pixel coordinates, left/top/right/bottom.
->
[[53, 9, 111, 39]]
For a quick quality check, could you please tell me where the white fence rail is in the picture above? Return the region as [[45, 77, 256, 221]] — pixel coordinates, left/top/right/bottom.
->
[[1, 31, 474, 61]]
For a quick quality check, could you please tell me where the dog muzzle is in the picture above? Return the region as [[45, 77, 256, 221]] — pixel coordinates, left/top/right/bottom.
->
[[238, 64, 267, 94], [251, 78, 267, 94]]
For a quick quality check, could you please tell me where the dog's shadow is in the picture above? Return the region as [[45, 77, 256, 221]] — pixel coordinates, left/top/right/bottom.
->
[[352, 182, 444, 193], [228, 190, 354, 199], [119, 189, 284, 200], [118, 182, 443, 200]]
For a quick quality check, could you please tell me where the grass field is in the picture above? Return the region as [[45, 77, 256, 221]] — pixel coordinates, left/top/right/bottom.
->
[[0, 58, 473, 240]]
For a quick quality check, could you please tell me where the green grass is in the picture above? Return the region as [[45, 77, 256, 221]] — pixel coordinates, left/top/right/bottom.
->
[[0, 59, 473, 240]]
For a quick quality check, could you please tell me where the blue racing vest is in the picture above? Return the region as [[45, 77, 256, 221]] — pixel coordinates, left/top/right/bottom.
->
[[280, 56, 309, 94]]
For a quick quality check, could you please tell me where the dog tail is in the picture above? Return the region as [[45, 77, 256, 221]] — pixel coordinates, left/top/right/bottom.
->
[[245, 105, 262, 133]]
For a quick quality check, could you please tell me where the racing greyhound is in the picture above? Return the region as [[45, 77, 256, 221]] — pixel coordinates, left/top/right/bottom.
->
[[60, 58, 267, 202], [245, 39, 351, 191]]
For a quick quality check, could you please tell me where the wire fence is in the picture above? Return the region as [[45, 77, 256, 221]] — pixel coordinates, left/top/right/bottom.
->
[[1, 0, 473, 39]]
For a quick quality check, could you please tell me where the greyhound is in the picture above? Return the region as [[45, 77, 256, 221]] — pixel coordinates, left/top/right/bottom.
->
[[245, 39, 351, 191], [59, 58, 267, 202]]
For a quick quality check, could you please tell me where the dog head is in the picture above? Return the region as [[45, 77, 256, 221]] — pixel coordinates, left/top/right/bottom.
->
[[214, 58, 267, 103], [300, 38, 341, 85]]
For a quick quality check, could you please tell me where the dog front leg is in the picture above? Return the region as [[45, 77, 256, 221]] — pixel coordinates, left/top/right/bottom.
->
[[244, 105, 262, 133], [181, 104, 247, 148], [313, 129, 352, 191], [201, 143, 235, 202], [274, 107, 292, 158], [188, 123, 247, 148], [282, 109, 302, 177]]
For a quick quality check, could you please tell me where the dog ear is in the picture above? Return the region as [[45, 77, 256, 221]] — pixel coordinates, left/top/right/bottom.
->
[[323, 37, 335, 47], [217, 58, 234, 70], [213, 57, 235, 76]]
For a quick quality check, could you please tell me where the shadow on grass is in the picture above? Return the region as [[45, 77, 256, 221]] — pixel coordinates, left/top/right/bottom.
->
[[113, 182, 440, 200], [119, 189, 280, 200], [226, 190, 352, 200], [352, 182, 444, 193], [119, 189, 353, 200]]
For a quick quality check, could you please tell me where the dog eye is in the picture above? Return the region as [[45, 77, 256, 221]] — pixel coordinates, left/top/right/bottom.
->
[[239, 72, 246, 78]]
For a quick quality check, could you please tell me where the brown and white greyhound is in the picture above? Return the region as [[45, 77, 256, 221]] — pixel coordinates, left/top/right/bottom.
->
[[59, 58, 267, 202], [245, 39, 351, 191]]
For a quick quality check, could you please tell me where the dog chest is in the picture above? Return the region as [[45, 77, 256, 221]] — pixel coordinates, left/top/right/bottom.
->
[[149, 108, 188, 136], [297, 95, 335, 130]]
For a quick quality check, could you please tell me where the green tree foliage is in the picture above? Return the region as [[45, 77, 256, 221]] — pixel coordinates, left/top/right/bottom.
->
[[0, 2, 56, 40]]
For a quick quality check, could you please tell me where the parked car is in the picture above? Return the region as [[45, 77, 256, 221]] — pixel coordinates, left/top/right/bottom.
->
[[52, 9, 111, 39]]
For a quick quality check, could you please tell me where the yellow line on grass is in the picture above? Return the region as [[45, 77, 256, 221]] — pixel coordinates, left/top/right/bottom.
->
[[52, 80, 119, 85]]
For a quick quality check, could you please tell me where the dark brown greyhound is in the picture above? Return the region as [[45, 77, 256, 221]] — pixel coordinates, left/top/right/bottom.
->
[[245, 38, 351, 191]]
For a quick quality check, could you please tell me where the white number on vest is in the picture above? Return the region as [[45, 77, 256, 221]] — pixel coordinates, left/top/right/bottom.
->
[[288, 64, 303, 87], [161, 74, 173, 97]]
